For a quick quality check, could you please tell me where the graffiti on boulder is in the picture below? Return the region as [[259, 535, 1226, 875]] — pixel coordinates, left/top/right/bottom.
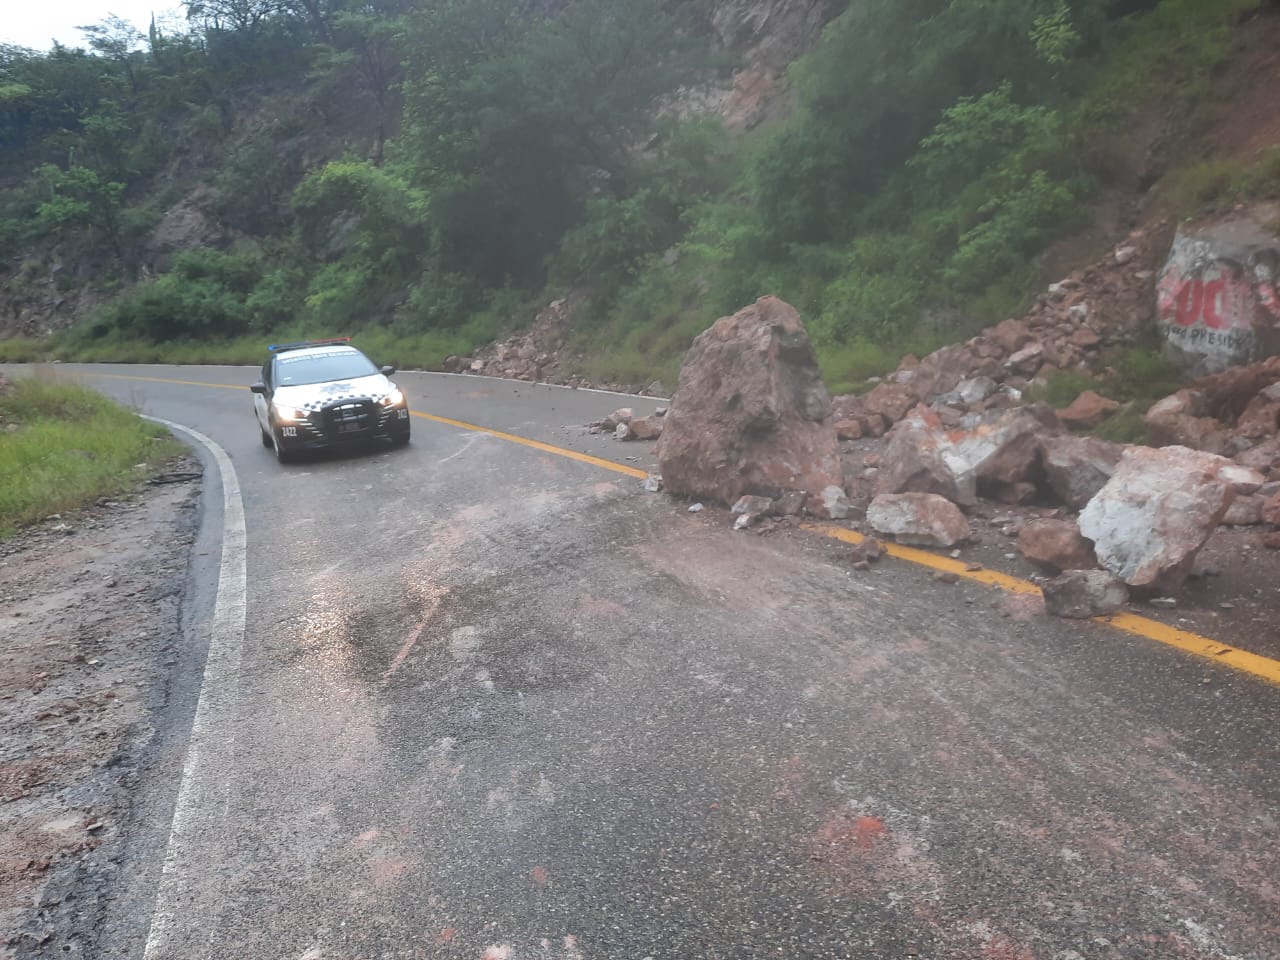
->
[[1157, 210, 1280, 375]]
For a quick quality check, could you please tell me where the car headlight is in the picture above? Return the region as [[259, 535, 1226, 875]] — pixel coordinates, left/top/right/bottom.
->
[[380, 388, 404, 407], [273, 403, 307, 422]]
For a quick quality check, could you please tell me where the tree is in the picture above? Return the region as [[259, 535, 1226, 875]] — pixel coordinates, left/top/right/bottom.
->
[[751, 0, 1111, 246], [184, 0, 292, 37], [77, 16, 145, 92], [34, 164, 127, 261], [398, 0, 708, 288]]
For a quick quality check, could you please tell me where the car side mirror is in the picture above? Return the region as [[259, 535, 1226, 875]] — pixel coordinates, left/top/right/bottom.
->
[[250, 382, 267, 394], [380, 365, 395, 376]]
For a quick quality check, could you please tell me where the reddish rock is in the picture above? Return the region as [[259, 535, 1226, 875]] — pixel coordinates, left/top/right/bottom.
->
[[1221, 494, 1265, 526], [1042, 570, 1129, 619], [866, 493, 970, 548], [860, 414, 888, 438], [1005, 342, 1045, 376], [1017, 518, 1097, 573], [628, 415, 664, 441], [878, 404, 1059, 506], [656, 297, 842, 505], [950, 405, 1060, 498], [1144, 391, 1227, 453], [1218, 462, 1266, 495], [1078, 446, 1236, 589], [989, 318, 1035, 354], [1263, 492, 1280, 526], [1234, 435, 1280, 473], [1056, 390, 1120, 429], [877, 406, 968, 504], [1040, 435, 1124, 509], [1263, 531, 1280, 550], [834, 419, 863, 441], [905, 345, 967, 399], [860, 382, 919, 426], [807, 485, 854, 520], [1068, 327, 1101, 349], [1234, 383, 1280, 438]]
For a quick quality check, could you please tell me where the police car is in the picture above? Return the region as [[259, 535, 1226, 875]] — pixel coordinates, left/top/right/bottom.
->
[[250, 338, 410, 462]]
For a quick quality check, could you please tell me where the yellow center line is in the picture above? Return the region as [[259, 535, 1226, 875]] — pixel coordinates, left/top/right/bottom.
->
[[89, 372, 248, 391], [80, 370, 1280, 686], [804, 523, 1280, 687], [411, 411, 649, 479]]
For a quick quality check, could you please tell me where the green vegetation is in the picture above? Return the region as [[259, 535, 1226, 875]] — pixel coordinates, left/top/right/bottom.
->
[[0, 376, 182, 536], [0, 0, 1269, 385]]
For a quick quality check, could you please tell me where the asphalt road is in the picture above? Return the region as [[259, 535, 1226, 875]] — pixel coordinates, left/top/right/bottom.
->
[[18, 364, 1280, 959]]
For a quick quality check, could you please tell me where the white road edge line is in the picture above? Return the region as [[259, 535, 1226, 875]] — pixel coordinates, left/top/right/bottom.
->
[[416, 369, 671, 402], [140, 417, 247, 959]]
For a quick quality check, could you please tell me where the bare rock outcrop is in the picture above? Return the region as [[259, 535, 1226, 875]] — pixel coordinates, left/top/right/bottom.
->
[[656, 297, 843, 506]]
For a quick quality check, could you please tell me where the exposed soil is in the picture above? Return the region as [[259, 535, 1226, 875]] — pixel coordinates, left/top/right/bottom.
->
[[0, 463, 200, 958]]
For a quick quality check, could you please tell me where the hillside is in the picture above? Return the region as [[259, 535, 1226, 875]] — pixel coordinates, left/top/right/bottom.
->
[[1, 0, 1278, 389]]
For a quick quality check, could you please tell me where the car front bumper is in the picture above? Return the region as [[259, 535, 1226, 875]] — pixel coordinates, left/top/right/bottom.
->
[[275, 400, 410, 451]]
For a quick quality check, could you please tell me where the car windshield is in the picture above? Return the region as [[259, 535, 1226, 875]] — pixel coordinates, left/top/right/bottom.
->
[[276, 351, 378, 386]]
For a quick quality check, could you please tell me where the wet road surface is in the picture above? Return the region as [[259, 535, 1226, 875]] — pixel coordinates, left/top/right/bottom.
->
[[19, 365, 1280, 959]]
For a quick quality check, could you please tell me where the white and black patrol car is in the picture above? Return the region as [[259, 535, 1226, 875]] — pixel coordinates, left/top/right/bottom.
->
[[250, 338, 410, 462]]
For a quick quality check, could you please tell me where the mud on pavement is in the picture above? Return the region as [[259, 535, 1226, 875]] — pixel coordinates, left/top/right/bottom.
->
[[1, 460, 201, 959]]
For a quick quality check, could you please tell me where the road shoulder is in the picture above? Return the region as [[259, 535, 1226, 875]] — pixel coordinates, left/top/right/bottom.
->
[[1, 462, 201, 959]]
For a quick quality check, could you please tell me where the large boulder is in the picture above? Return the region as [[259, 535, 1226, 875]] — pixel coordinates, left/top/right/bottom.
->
[[656, 297, 842, 505], [1040, 435, 1124, 509], [1078, 446, 1236, 589], [867, 493, 970, 548], [1156, 208, 1280, 376], [877, 404, 1060, 506], [876, 406, 968, 503]]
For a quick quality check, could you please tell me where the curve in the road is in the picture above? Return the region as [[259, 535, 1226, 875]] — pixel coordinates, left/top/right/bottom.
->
[[137, 417, 248, 960], [74, 369, 1280, 688]]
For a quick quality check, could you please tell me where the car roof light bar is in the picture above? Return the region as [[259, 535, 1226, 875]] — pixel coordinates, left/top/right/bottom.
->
[[268, 337, 353, 353]]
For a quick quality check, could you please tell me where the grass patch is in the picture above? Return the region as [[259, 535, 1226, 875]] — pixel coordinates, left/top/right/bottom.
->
[[1155, 146, 1280, 215], [1026, 370, 1101, 408], [1106, 345, 1187, 405], [0, 338, 47, 363], [1092, 406, 1150, 444], [0, 375, 183, 537], [1076, 0, 1263, 135]]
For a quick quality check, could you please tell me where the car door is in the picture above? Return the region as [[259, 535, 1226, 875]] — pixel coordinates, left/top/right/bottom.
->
[[253, 359, 272, 431]]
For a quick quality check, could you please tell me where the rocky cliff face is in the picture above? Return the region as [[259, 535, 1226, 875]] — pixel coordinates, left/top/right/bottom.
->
[[711, 0, 845, 67], [697, 0, 846, 129]]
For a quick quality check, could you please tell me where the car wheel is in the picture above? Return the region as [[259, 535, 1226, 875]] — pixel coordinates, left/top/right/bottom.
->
[[260, 424, 272, 448], [390, 429, 410, 448], [272, 429, 294, 464]]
